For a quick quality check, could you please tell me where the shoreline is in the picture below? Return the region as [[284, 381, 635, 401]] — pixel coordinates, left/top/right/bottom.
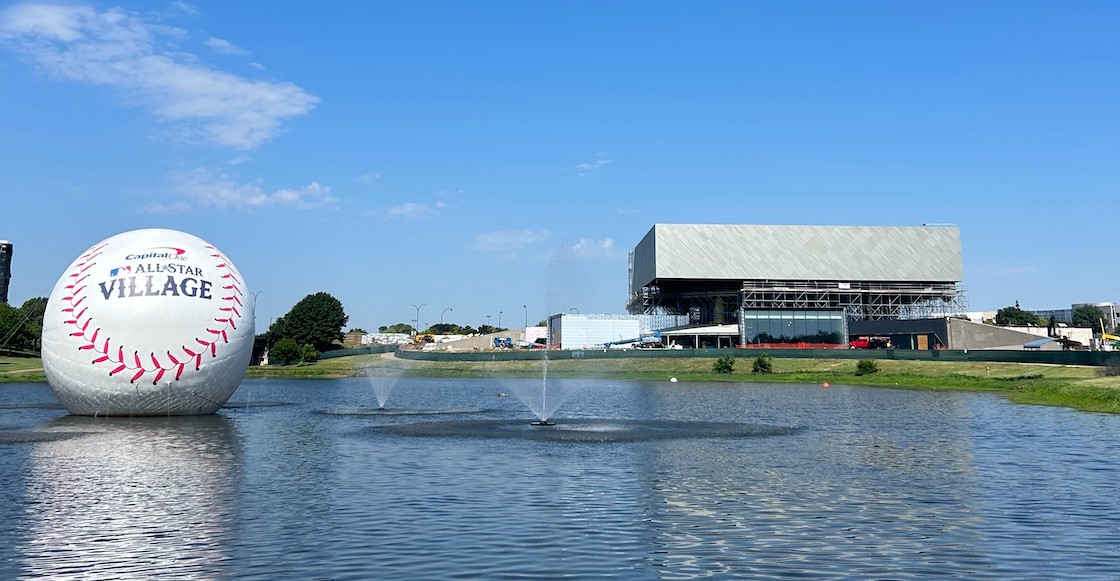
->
[[5, 354, 1119, 414]]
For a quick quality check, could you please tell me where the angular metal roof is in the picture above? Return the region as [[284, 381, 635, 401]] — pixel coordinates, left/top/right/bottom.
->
[[631, 224, 963, 287]]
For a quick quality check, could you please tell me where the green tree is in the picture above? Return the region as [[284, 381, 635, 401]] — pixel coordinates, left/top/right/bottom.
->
[[994, 304, 1044, 326], [270, 338, 302, 365], [379, 323, 415, 334], [428, 323, 476, 335], [713, 355, 735, 374], [269, 292, 349, 352], [856, 359, 880, 376], [751, 354, 773, 373], [299, 344, 319, 363], [0, 297, 47, 354], [1072, 305, 1106, 331]]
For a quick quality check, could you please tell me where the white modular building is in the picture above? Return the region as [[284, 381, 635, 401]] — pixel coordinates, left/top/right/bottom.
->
[[546, 313, 685, 350]]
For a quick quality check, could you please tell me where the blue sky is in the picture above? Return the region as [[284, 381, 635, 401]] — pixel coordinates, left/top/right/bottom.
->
[[1, 1, 1117, 332]]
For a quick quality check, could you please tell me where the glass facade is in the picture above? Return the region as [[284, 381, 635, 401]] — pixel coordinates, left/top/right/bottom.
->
[[740, 309, 846, 345]]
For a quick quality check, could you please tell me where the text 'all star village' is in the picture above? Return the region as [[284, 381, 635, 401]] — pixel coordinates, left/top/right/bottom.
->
[[98, 262, 212, 300]]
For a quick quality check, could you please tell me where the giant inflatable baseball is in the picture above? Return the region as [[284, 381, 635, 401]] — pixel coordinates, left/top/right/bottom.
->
[[41, 229, 255, 415]]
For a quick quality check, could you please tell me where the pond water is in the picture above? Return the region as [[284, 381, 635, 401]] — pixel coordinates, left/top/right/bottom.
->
[[1, 377, 1118, 579]]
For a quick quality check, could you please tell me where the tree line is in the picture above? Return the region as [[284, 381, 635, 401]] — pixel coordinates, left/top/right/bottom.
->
[[995, 302, 1112, 332], [0, 297, 46, 355]]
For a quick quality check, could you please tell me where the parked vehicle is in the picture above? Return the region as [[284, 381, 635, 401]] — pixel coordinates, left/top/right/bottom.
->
[[848, 336, 892, 349]]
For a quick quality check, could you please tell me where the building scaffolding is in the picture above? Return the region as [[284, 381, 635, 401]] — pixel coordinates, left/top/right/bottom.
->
[[628, 279, 968, 325]]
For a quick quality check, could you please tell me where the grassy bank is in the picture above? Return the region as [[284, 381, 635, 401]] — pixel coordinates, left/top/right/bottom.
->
[[7, 354, 1120, 414], [0, 356, 45, 383]]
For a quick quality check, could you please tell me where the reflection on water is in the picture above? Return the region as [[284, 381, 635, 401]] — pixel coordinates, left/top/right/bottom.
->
[[16, 415, 241, 579], [1, 378, 1119, 579]]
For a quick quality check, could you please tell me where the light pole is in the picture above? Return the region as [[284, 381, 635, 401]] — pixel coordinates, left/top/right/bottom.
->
[[523, 305, 527, 329], [570, 307, 580, 314], [441, 307, 452, 325], [498, 310, 503, 329], [411, 303, 426, 335], [250, 290, 264, 325], [486, 314, 491, 330]]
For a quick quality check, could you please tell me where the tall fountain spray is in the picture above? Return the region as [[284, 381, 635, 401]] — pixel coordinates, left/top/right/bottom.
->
[[364, 366, 400, 410], [506, 242, 585, 426], [530, 348, 554, 426]]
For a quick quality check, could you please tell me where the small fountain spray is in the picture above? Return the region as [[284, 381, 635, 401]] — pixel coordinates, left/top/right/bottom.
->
[[364, 366, 400, 410], [529, 345, 554, 426]]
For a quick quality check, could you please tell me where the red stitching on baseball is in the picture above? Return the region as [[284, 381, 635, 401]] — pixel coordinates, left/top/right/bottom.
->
[[61, 238, 245, 381]]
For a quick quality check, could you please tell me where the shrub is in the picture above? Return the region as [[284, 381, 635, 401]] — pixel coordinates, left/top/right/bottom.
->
[[752, 354, 773, 373], [300, 344, 319, 363], [270, 338, 301, 365], [713, 355, 735, 374], [855, 359, 879, 376]]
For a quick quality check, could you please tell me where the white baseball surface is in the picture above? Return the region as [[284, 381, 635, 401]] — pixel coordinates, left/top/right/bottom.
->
[[41, 228, 255, 415]]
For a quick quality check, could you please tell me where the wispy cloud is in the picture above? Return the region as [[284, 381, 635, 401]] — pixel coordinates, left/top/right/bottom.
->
[[140, 167, 336, 213], [366, 189, 461, 220], [383, 200, 448, 221], [168, 2, 199, 17], [204, 36, 246, 55], [0, 2, 318, 149], [473, 229, 552, 251], [574, 155, 611, 176], [568, 238, 615, 257], [358, 171, 380, 185]]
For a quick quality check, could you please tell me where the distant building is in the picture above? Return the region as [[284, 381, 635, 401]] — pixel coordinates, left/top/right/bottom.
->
[[1032, 308, 1072, 325], [343, 330, 366, 348], [0, 240, 11, 304], [627, 224, 966, 347], [1073, 302, 1117, 332], [1032, 303, 1117, 332], [546, 313, 686, 350]]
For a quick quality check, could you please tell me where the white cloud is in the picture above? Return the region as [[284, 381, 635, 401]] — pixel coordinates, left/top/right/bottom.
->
[[576, 159, 610, 171], [168, 2, 199, 17], [140, 167, 336, 213], [473, 229, 551, 251], [383, 200, 448, 221], [0, 2, 318, 149], [358, 171, 380, 185], [569, 237, 615, 257], [575, 155, 611, 176], [204, 36, 246, 55]]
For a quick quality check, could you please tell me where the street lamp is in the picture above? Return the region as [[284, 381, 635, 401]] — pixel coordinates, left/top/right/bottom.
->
[[523, 305, 527, 329], [250, 290, 264, 323], [498, 310, 502, 329], [411, 303, 426, 335], [570, 307, 580, 314], [486, 314, 491, 329], [441, 307, 452, 325]]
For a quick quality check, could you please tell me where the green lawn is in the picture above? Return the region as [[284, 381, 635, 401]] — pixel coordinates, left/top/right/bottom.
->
[[0, 356, 45, 382], [7, 353, 1120, 414]]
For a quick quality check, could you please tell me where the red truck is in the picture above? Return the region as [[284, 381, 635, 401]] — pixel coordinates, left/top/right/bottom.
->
[[848, 336, 892, 349]]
